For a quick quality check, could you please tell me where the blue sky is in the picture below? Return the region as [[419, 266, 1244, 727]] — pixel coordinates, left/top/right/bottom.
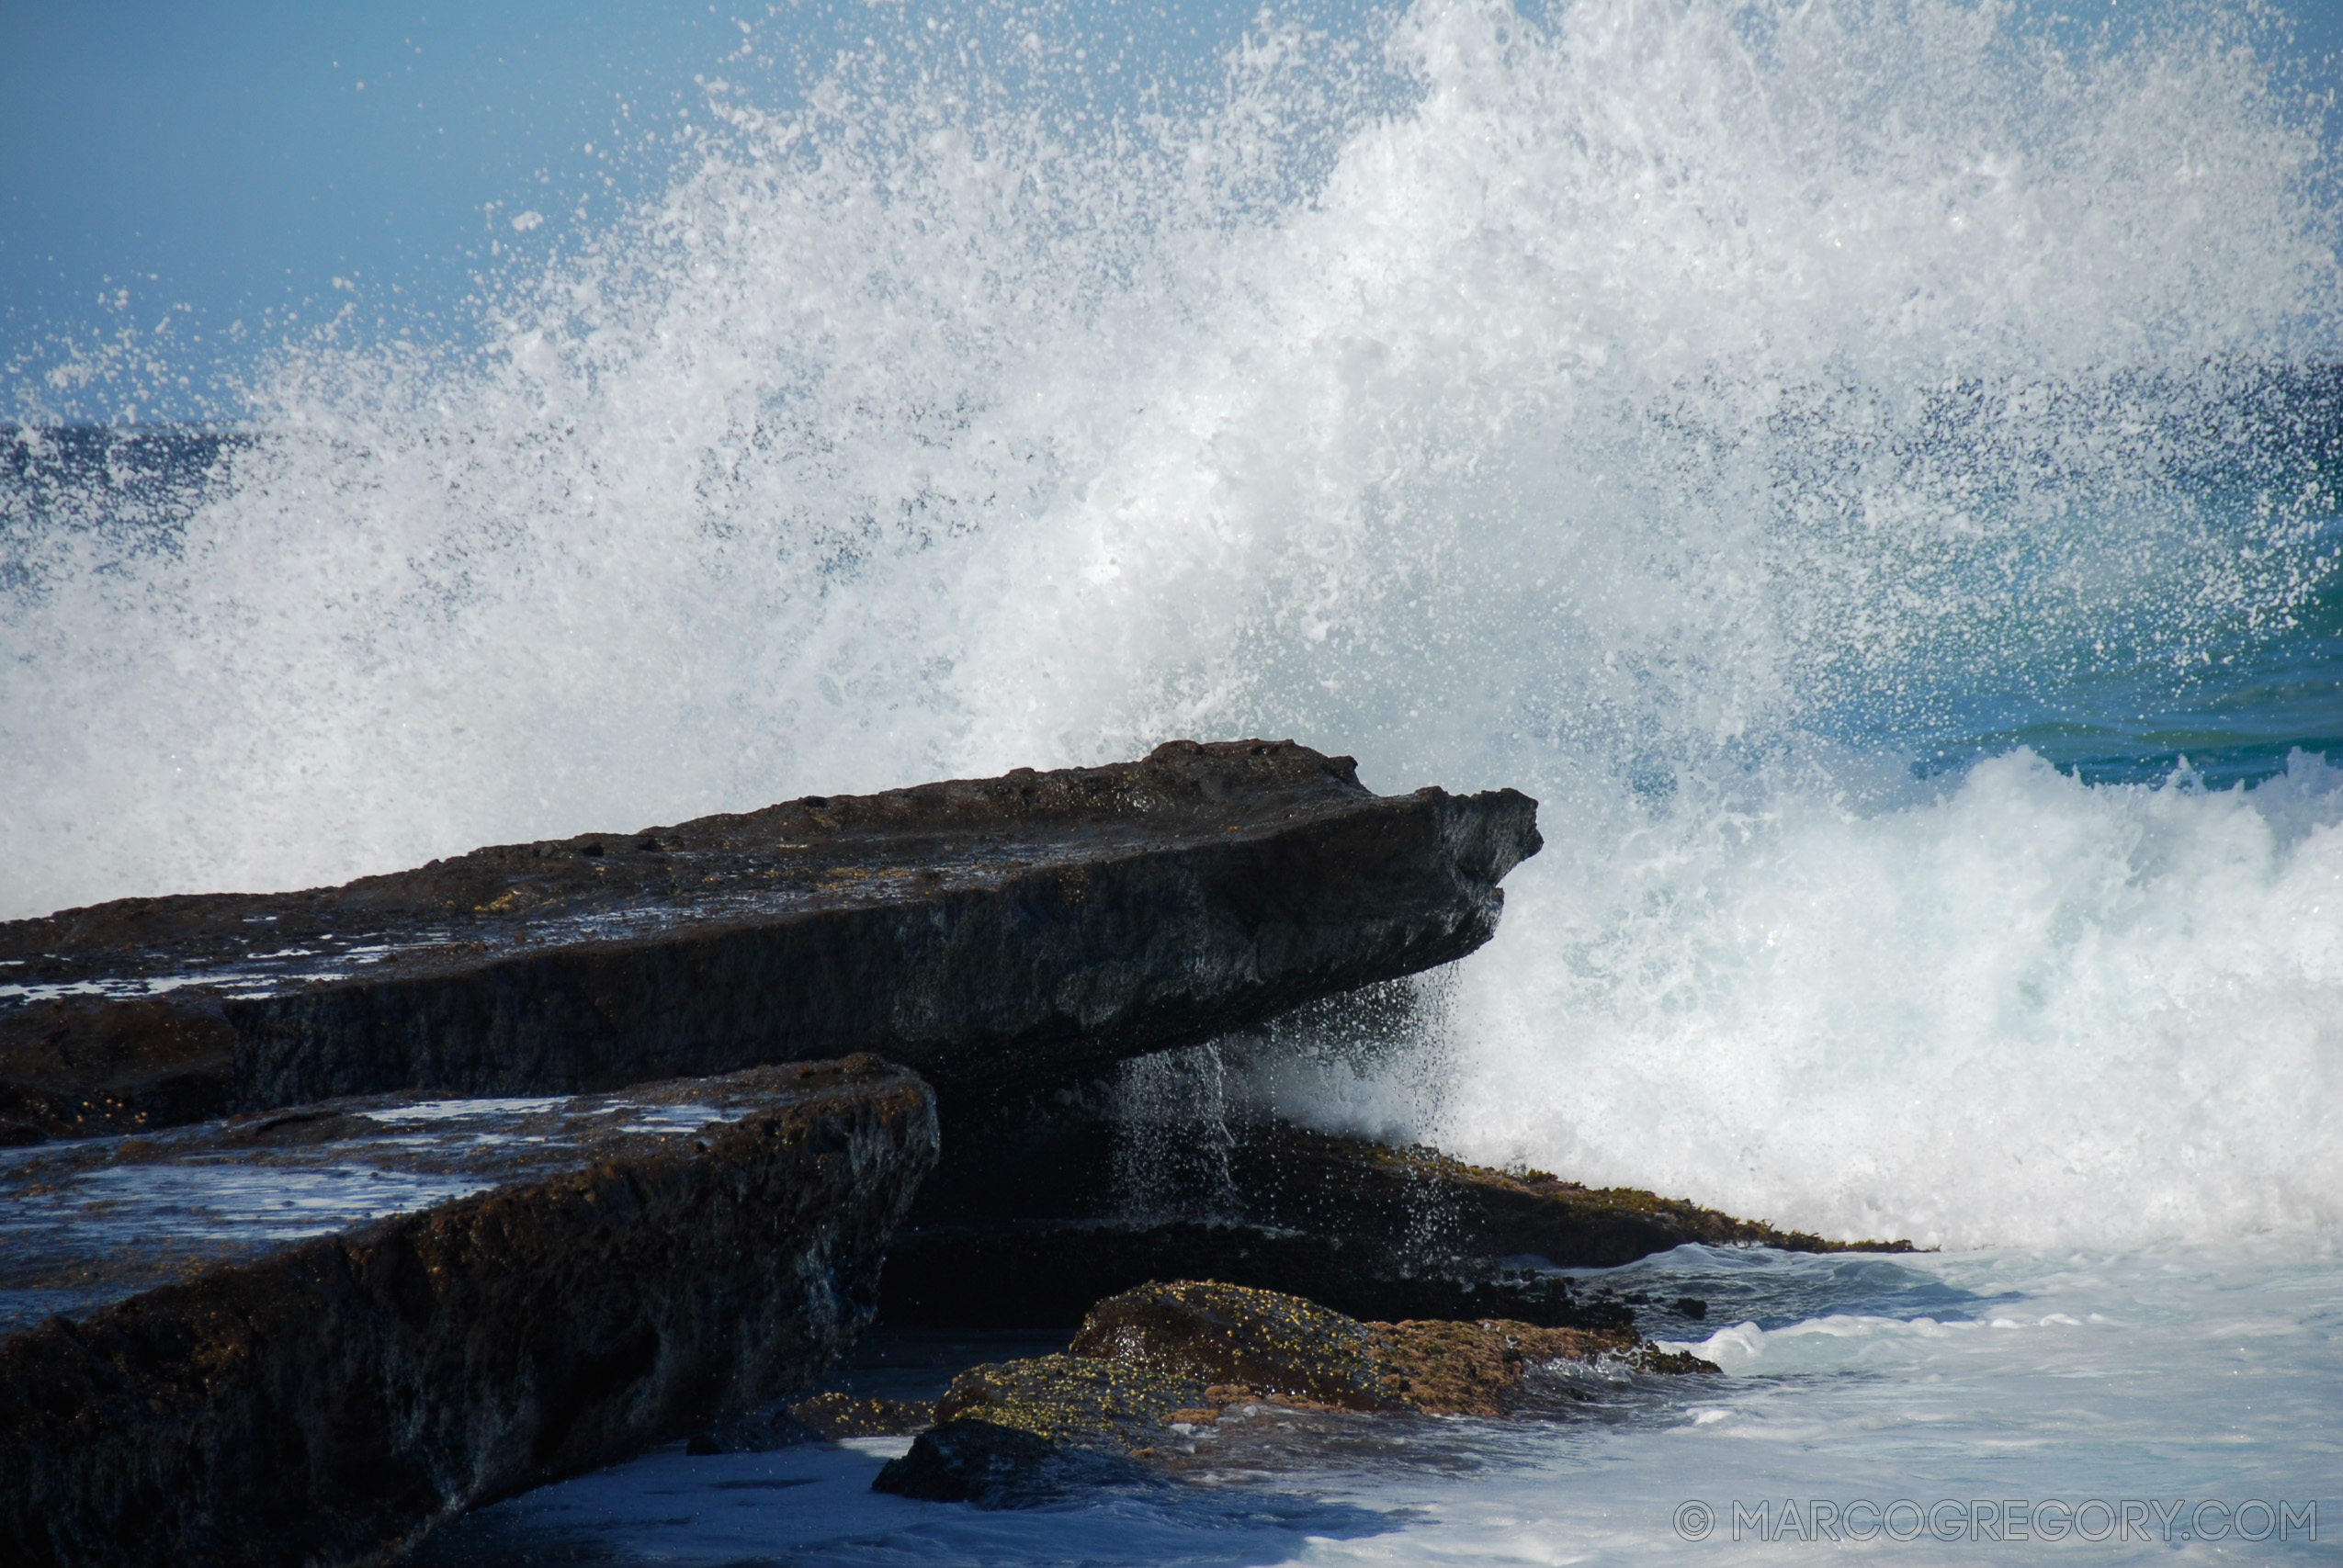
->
[[1, 3, 827, 419], [4, 0, 2338, 423]]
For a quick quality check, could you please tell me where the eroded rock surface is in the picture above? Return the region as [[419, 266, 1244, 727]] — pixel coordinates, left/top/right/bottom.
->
[[1, 740, 1537, 1140], [874, 1280, 1716, 1505], [0, 1059, 936, 1568], [1072, 1280, 1713, 1415]]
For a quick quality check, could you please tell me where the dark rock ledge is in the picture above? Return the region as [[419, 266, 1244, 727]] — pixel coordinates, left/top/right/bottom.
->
[[0, 740, 1538, 1142], [0, 1059, 936, 1568], [879, 1093, 1917, 1330]]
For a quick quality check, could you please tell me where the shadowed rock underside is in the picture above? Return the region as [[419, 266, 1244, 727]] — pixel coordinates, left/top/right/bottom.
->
[[879, 1106, 1912, 1331]]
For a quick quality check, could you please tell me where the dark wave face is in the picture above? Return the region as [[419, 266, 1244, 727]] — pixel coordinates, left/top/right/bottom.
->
[[5, 0, 2341, 1247]]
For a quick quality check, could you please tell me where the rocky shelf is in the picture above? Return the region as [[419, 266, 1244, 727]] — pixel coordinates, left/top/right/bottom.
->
[[0, 740, 1537, 1141], [0, 736, 1901, 1559], [0, 1058, 936, 1568]]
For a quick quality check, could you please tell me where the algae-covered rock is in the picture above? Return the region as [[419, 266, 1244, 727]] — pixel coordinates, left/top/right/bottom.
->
[[1068, 1279, 1391, 1410], [791, 1392, 936, 1440], [870, 1356, 1203, 1503], [1363, 1317, 1709, 1417], [933, 1354, 1210, 1444], [873, 1280, 1718, 1505], [1069, 1280, 1709, 1418]]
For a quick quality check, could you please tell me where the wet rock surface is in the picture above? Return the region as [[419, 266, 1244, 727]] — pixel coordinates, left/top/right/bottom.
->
[[1073, 1278, 1443, 1409], [871, 1410, 1159, 1506], [873, 1280, 1716, 1506], [0, 1058, 937, 1568], [0, 740, 1538, 1140], [788, 1391, 938, 1440], [1072, 1280, 1713, 1416], [1235, 1126, 1918, 1264]]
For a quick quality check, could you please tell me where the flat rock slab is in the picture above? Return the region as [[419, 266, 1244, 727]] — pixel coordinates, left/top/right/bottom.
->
[[0, 1059, 937, 1568], [0, 740, 1539, 1140]]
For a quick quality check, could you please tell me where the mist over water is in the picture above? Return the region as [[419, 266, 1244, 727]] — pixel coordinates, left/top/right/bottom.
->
[[6, 0, 2340, 1247]]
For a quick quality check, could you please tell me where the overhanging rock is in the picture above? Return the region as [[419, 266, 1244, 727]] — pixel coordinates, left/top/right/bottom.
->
[[0, 1058, 937, 1568], [0, 740, 1539, 1140], [875, 1077, 1914, 1330]]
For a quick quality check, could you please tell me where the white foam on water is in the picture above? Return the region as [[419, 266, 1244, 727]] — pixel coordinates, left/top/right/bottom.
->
[[5, 0, 2339, 1252], [1436, 749, 2343, 1247], [356, 1096, 572, 1125], [36, 1163, 495, 1243]]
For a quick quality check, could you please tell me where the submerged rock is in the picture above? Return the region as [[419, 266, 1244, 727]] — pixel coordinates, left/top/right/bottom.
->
[[0, 740, 1538, 1140], [0, 1059, 936, 1568], [872, 1280, 1716, 1505], [869, 1410, 1154, 1506]]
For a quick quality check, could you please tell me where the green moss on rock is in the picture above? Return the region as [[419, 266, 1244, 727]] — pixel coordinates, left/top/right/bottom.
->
[[872, 1280, 1719, 1504], [932, 1354, 1209, 1447], [1068, 1280, 1387, 1409]]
